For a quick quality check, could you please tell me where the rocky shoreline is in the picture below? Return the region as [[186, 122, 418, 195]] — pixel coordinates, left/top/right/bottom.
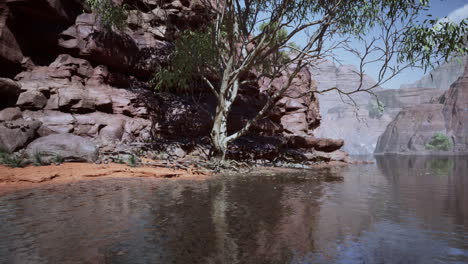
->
[[0, 0, 350, 167], [0, 149, 371, 195]]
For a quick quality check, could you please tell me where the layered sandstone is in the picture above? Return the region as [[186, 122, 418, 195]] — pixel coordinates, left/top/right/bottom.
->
[[375, 58, 468, 155], [0, 0, 342, 163], [311, 59, 449, 155]]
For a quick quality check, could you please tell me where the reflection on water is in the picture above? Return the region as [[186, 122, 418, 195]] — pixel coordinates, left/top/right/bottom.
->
[[0, 156, 467, 264]]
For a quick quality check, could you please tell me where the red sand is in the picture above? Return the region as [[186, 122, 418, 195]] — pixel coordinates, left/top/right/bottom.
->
[[0, 163, 209, 195]]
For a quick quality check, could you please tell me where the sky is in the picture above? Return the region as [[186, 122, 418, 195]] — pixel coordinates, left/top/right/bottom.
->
[[299, 0, 468, 89]]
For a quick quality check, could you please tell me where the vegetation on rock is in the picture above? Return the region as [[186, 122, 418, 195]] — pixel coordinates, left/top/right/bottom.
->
[[425, 132, 453, 151], [0, 151, 28, 168], [85, 0, 128, 30]]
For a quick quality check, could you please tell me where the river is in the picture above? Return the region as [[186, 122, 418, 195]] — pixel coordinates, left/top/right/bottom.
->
[[0, 156, 467, 264]]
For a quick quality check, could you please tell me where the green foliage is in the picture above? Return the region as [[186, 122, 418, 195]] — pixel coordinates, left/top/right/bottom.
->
[[53, 154, 64, 165], [0, 153, 28, 168], [127, 154, 138, 167], [368, 99, 385, 118], [258, 22, 291, 68], [427, 158, 454, 177], [0, 147, 9, 158], [152, 29, 218, 91], [114, 155, 125, 164], [86, 0, 128, 30], [425, 133, 453, 151], [33, 151, 47, 166], [400, 18, 468, 70], [259, 22, 288, 46]]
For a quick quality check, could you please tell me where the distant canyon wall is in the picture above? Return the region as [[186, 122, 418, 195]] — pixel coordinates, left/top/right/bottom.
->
[[401, 55, 467, 90], [311, 56, 466, 155], [310, 59, 445, 155], [375, 58, 468, 155]]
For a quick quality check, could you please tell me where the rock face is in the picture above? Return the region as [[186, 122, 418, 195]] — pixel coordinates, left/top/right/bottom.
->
[[311, 59, 448, 155], [0, 0, 84, 77], [401, 55, 467, 90], [11, 54, 153, 147], [260, 67, 320, 136], [375, 58, 468, 155], [0, 0, 343, 162], [310, 59, 392, 155], [26, 134, 99, 162]]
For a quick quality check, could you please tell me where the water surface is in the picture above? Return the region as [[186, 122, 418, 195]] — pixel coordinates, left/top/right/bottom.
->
[[1, 156, 467, 264]]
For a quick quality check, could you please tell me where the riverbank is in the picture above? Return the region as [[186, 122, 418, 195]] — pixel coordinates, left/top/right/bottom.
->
[[0, 162, 210, 195], [0, 159, 358, 195]]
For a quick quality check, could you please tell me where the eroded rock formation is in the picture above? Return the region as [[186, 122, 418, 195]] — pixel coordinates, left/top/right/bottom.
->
[[0, 0, 343, 163], [401, 55, 467, 90], [375, 58, 468, 155], [311, 59, 449, 155]]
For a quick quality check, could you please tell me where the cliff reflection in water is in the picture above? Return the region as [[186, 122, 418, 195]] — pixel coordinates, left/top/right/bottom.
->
[[0, 157, 467, 264]]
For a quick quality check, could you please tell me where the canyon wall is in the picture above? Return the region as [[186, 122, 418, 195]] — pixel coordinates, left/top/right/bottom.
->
[[401, 55, 467, 90], [310, 59, 447, 155], [375, 58, 468, 155], [0, 0, 345, 163]]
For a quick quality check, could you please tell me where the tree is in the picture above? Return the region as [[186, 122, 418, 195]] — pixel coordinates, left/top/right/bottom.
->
[[195, 0, 467, 159], [89, 0, 468, 160]]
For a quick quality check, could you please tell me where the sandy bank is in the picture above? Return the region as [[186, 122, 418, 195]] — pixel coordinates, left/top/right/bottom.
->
[[0, 162, 208, 195]]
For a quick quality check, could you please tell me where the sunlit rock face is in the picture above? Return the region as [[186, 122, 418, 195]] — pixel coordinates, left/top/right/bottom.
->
[[375, 58, 468, 155], [0, 0, 342, 161], [310, 59, 382, 155], [310, 57, 460, 155]]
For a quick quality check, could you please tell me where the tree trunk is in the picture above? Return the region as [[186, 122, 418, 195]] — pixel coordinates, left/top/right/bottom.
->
[[210, 108, 229, 160], [210, 76, 239, 161]]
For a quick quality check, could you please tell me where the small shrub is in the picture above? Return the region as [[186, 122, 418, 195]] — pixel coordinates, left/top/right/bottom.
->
[[86, 0, 128, 30], [128, 154, 138, 167], [1, 154, 28, 168], [0, 148, 10, 163], [33, 151, 48, 166], [114, 155, 125, 164], [53, 154, 64, 165], [368, 99, 385, 118], [425, 133, 453, 151]]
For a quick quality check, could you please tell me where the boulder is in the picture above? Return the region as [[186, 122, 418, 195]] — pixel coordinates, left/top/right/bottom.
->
[[304, 150, 350, 162], [23, 110, 75, 136], [288, 135, 344, 152], [26, 133, 99, 162], [0, 107, 22, 121], [16, 91, 48, 110], [0, 120, 41, 152], [0, 78, 21, 109], [57, 87, 95, 112]]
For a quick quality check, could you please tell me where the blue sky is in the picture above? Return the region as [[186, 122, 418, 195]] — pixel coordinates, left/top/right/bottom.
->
[[301, 0, 468, 89], [382, 0, 468, 89]]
